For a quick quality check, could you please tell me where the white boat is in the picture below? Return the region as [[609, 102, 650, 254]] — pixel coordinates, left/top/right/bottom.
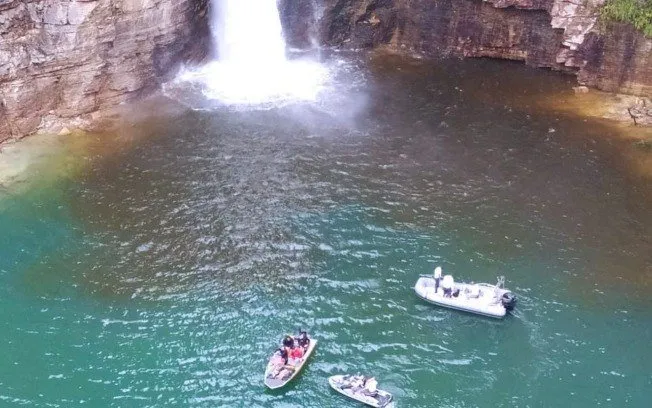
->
[[264, 333, 317, 389], [414, 274, 516, 318], [328, 374, 395, 408]]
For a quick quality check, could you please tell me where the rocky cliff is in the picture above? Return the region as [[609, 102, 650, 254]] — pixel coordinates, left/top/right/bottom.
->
[[283, 0, 652, 97], [0, 0, 210, 143], [2, 0, 650, 142]]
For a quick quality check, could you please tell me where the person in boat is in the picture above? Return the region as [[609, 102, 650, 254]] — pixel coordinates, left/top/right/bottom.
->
[[282, 335, 294, 349], [433, 266, 442, 293], [288, 344, 304, 364], [275, 347, 288, 365], [348, 375, 366, 393], [297, 331, 310, 349], [268, 347, 290, 379], [441, 275, 454, 298], [274, 362, 295, 380], [362, 377, 378, 396], [279, 335, 298, 367], [340, 374, 358, 389]]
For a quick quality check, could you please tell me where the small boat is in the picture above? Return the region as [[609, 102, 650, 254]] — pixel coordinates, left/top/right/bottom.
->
[[414, 273, 516, 318], [328, 374, 395, 408], [264, 332, 317, 389]]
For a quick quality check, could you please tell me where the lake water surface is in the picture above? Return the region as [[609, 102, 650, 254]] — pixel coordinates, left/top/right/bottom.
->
[[1, 53, 650, 407]]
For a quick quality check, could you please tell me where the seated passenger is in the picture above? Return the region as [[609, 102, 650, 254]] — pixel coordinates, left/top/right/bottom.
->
[[290, 347, 303, 359], [297, 331, 310, 348], [268, 348, 289, 378], [282, 335, 294, 348], [363, 377, 378, 396], [277, 366, 294, 380], [347, 374, 365, 392], [441, 275, 455, 297], [277, 347, 288, 365]]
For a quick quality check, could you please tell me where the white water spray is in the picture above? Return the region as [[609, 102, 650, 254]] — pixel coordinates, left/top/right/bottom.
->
[[213, 0, 286, 65], [179, 0, 328, 106]]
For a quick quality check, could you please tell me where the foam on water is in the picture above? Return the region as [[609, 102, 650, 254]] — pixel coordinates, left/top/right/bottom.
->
[[178, 58, 329, 106]]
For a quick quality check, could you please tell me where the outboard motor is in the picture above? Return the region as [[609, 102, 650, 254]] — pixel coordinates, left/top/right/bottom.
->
[[501, 292, 517, 311]]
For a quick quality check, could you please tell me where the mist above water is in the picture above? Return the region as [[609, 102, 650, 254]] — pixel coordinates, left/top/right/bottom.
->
[[177, 0, 329, 107]]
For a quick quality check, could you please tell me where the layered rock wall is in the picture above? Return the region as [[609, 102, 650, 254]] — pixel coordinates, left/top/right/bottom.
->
[[1, 0, 650, 142], [578, 22, 652, 96], [284, 0, 651, 97], [0, 0, 210, 143]]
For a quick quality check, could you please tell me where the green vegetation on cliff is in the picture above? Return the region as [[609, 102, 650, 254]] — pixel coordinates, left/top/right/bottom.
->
[[601, 0, 652, 37]]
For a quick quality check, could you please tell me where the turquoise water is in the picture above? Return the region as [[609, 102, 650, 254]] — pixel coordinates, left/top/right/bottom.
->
[[1, 55, 651, 407]]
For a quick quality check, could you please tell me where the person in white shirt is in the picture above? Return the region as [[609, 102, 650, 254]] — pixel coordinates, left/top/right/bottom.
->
[[363, 377, 378, 395], [433, 266, 442, 293], [441, 274, 454, 297]]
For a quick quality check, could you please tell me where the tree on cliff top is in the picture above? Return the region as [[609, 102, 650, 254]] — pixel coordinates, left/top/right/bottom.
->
[[601, 0, 652, 37]]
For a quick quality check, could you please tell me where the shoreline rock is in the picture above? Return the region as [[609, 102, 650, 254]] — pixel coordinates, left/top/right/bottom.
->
[[2, 0, 651, 143], [288, 0, 651, 98], [0, 0, 211, 143]]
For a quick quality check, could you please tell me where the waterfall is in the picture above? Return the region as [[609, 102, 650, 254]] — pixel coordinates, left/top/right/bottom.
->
[[212, 0, 287, 66], [179, 0, 328, 107]]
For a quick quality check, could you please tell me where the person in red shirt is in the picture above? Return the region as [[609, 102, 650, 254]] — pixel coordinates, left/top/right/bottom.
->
[[289, 345, 304, 361]]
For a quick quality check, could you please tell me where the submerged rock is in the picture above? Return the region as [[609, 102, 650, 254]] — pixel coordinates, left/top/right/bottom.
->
[[573, 86, 590, 94], [633, 139, 652, 151], [627, 98, 652, 126]]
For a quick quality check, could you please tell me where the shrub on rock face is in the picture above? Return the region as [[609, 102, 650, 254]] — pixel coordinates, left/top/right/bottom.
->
[[601, 0, 652, 37]]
